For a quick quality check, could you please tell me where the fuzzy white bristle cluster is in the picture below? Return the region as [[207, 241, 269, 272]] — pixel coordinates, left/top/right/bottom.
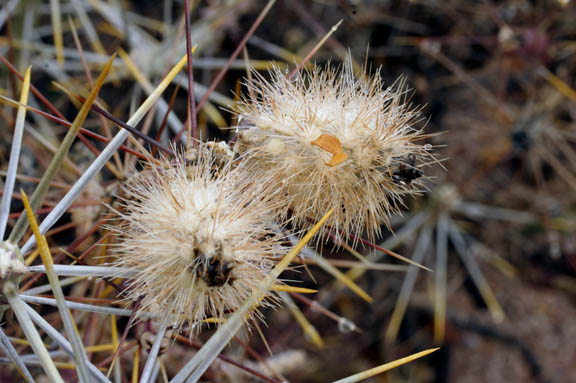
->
[[111, 151, 285, 331], [235, 62, 432, 241]]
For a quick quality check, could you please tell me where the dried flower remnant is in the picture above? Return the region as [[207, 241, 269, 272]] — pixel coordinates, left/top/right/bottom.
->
[[111, 151, 285, 332], [235, 61, 434, 241]]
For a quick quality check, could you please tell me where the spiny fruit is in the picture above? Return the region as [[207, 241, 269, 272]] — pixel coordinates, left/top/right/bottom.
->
[[110, 148, 285, 332], [235, 60, 434, 242]]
